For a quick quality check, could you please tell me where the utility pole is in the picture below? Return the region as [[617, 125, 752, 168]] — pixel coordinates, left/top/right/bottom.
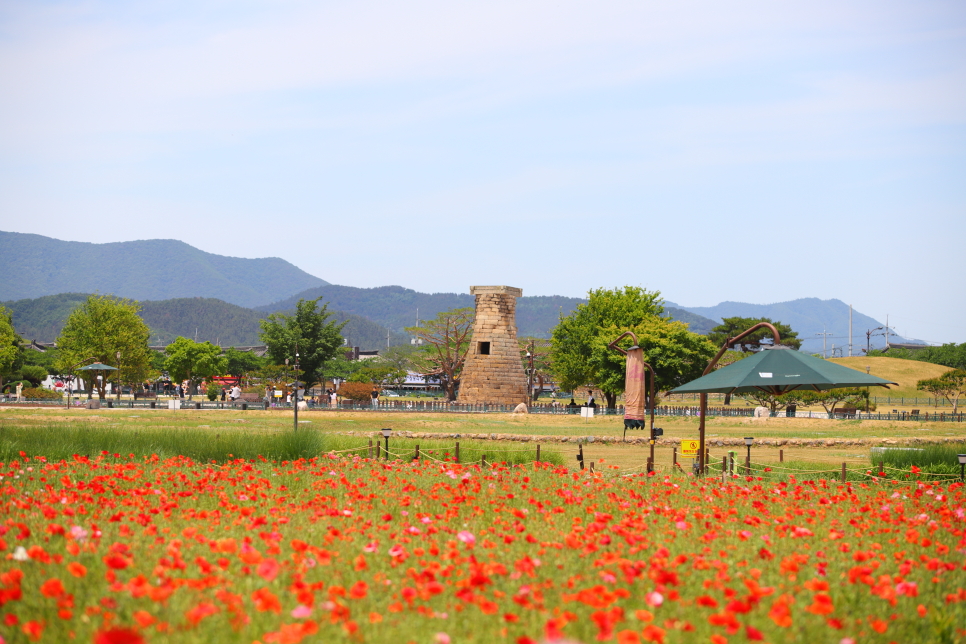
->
[[816, 327, 832, 358], [849, 304, 853, 357]]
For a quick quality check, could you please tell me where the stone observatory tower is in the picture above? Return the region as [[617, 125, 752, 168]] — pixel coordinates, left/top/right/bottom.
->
[[457, 285, 529, 406]]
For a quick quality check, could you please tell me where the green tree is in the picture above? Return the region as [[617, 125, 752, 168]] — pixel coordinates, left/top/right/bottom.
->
[[551, 287, 714, 408], [917, 370, 966, 413], [551, 287, 665, 405], [405, 308, 474, 401], [164, 338, 228, 395], [223, 348, 265, 386], [0, 306, 24, 393], [796, 388, 871, 414], [520, 337, 552, 402], [379, 344, 422, 375], [19, 365, 48, 387], [348, 364, 408, 389], [56, 295, 153, 399], [920, 344, 966, 370], [707, 317, 802, 352], [739, 391, 804, 413], [259, 297, 346, 390]]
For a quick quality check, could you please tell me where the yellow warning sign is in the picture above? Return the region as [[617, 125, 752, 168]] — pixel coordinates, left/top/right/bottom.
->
[[680, 440, 699, 457]]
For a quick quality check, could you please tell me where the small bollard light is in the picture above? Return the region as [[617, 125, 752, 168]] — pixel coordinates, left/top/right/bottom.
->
[[958, 454, 966, 481], [744, 437, 754, 475], [381, 428, 392, 460]]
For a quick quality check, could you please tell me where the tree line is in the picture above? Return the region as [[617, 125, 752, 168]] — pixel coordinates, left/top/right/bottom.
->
[[8, 288, 960, 410]]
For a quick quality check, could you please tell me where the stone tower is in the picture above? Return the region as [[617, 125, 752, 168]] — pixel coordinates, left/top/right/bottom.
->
[[458, 285, 528, 406]]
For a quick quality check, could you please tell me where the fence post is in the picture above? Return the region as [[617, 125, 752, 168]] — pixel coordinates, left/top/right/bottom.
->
[[482, 454, 487, 467], [589, 461, 595, 474], [455, 442, 460, 463], [368, 439, 372, 459], [673, 447, 677, 466], [779, 449, 784, 463], [415, 444, 420, 461], [722, 456, 727, 482], [841, 462, 846, 483], [578, 443, 585, 470], [536, 444, 541, 462]]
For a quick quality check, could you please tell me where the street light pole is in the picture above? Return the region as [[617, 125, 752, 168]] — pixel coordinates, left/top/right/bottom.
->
[[293, 348, 300, 432], [526, 340, 535, 405], [115, 351, 122, 403]]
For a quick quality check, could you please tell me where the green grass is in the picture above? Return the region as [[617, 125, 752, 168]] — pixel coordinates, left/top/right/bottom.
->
[[871, 442, 966, 468], [0, 422, 563, 466]]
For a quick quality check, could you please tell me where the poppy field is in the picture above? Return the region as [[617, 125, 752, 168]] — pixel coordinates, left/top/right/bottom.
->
[[1, 452, 965, 644]]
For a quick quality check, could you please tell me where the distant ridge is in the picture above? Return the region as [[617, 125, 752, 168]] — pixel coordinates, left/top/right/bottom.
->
[[666, 298, 926, 354], [2, 293, 404, 351], [0, 231, 328, 308], [261, 285, 718, 337]]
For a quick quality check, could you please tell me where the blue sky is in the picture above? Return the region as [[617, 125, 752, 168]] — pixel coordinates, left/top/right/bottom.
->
[[1, 0, 964, 343]]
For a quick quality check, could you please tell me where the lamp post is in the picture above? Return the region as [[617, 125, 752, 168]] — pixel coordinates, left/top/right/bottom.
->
[[293, 349, 300, 432], [115, 351, 122, 403], [525, 340, 536, 405], [381, 428, 392, 460], [958, 454, 966, 482], [744, 437, 754, 475]]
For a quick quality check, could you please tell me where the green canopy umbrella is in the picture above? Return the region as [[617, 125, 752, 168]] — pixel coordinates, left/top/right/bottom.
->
[[75, 362, 119, 402], [672, 344, 897, 478], [76, 363, 118, 372], [670, 346, 896, 395]]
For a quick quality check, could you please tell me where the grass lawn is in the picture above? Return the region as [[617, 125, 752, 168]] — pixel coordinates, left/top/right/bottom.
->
[[2, 407, 963, 475]]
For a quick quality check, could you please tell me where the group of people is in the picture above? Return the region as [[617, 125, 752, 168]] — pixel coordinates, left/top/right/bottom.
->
[[318, 388, 339, 408]]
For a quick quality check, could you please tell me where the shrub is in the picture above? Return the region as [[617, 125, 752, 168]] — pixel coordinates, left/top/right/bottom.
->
[[339, 381, 375, 401], [207, 387, 219, 401], [21, 387, 62, 400]]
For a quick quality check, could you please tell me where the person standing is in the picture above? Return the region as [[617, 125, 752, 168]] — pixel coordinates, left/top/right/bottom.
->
[[230, 384, 241, 402], [330, 388, 338, 409], [371, 388, 379, 409]]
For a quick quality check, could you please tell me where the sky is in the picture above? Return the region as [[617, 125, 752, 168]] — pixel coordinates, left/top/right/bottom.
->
[[1, 0, 964, 344]]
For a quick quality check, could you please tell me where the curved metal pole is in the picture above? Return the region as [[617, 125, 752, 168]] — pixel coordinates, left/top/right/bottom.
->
[[698, 323, 780, 476]]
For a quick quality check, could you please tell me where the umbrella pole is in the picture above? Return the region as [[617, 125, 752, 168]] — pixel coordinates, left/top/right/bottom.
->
[[697, 323, 780, 477], [699, 392, 707, 475]]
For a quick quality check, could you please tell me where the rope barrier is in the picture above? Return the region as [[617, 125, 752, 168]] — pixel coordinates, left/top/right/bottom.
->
[[324, 446, 370, 455]]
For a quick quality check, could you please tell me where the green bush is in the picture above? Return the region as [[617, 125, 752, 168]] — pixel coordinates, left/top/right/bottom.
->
[[207, 387, 219, 401], [21, 387, 62, 400]]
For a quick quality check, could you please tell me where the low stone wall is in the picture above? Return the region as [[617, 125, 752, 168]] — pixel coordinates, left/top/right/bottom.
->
[[334, 430, 964, 448]]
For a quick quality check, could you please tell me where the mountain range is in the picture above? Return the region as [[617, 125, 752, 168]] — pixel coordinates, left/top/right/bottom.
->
[[665, 298, 922, 355], [0, 231, 924, 352], [0, 231, 326, 308]]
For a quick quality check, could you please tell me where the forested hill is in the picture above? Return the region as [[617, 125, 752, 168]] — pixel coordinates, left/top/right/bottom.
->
[[3, 294, 404, 351], [259, 285, 717, 337], [0, 231, 328, 308]]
